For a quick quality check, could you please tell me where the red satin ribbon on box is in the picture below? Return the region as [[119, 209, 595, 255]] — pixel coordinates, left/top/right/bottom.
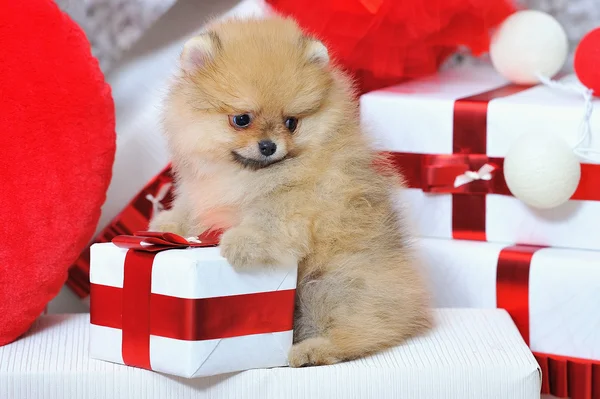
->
[[385, 84, 528, 241], [385, 84, 600, 242], [90, 231, 296, 371], [535, 353, 600, 399], [496, 244, 542, 346], [418, 154, 506, 194], [389, 152, 600, 200], [496, 245, 600, 399], [451, 86, 527, 240]]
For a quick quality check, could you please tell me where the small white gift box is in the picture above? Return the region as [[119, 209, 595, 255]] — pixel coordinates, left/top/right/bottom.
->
[[89, 231, 297, 378]]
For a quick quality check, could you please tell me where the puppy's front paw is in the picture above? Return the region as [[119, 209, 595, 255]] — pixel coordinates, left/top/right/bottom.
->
[[148, 210, 186, 236], [219, 227, 279, 269], [288, 337, 341, 367]]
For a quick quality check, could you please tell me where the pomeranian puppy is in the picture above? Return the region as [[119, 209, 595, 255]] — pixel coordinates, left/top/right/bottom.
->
[[149, 16, 431, 367]]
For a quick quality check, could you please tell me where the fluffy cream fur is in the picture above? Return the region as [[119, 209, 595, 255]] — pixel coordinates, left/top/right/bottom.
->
[[150, 16, 432, 367]]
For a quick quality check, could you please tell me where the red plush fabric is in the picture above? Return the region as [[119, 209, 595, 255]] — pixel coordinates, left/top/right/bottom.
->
[[267, 0, 515, 93], [0, 0, 115, 346]]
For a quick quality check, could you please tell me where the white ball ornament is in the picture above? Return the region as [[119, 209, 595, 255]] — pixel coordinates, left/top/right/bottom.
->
[[504, 133, 581, 209], [490, 10, 568, 84]]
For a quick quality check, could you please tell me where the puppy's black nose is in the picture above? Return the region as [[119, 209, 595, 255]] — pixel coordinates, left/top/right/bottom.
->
[[258, 140, 277, 156]]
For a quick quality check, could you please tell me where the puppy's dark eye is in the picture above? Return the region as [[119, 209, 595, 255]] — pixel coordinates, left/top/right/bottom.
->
[[285, 117, 298, 133], [229, 114, 252, 129]]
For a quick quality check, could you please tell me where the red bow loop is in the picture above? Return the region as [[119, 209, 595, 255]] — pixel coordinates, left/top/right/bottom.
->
[[421, 154, 496, 194], [112, 231, 221, 252]]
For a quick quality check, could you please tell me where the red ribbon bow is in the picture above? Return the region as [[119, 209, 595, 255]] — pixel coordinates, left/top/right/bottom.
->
[[421, 154, 499, 194], [112, 230, 222, 252]]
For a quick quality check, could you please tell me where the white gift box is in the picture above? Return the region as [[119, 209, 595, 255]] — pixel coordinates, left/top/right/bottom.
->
[[89, 240, 297, 378], [419, 237, 600, 399], [0, 310, 541, 399], [360, 64, 600, 250]]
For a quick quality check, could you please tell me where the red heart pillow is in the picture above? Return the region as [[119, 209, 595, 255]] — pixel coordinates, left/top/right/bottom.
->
[[0, 0, 116, 346]]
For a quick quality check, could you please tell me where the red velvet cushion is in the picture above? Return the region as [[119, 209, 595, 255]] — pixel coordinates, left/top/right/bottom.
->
[[0, 0, 116, 346]]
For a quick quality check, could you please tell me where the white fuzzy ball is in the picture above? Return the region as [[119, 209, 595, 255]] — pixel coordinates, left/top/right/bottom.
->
[[504, 133, 581, 209], [490, 10, 568, 84]]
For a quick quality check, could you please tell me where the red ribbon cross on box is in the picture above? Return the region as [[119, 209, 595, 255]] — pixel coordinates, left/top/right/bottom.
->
[[385, 85, 600, 242]]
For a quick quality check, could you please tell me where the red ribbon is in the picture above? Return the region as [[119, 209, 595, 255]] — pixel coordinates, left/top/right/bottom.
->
[[496, 245, 600, 399], [112, 230, 222, 252], [121, 249, 154, 368], [451, 85, 530, 240], [90, 231, 296, 371], [535, 353, 600, 399], [391, 152, 600, 200], [496, 244, 544, 345], [419, 154, 505, 194]]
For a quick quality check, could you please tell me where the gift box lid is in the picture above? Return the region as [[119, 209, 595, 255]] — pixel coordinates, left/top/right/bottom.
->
[[359, 63, 600, 156], [0, 309, 541, 399]]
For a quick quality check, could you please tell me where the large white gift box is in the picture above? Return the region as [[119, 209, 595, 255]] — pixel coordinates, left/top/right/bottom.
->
[[89, 232, 297, 378], [419, 237, 600, 399], [360, 64, 600, 250], [0, 310, 541, 399]]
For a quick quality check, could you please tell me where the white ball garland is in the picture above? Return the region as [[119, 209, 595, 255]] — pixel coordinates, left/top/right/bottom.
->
[[490, 10, 568, 84], [503, 133, 581, 209]]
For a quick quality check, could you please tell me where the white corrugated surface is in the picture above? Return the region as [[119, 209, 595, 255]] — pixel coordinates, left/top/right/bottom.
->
[[0, 309, 540, 399]]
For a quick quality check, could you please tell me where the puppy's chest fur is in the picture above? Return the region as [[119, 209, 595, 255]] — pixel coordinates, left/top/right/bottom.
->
[[184, 170, 259, 231]]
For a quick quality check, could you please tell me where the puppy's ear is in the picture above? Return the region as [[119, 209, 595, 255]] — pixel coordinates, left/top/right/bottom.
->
[[180, 32, 220, 73], [303, 37, 329, 66]]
